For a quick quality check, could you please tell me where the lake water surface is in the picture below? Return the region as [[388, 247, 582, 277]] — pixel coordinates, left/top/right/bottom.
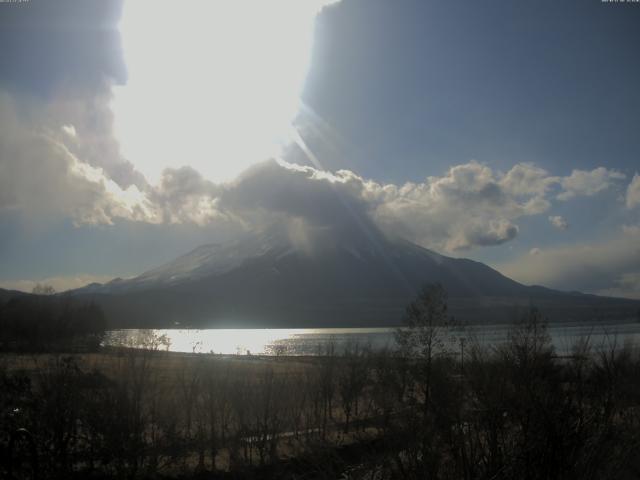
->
[[103, 321, 640, 356]]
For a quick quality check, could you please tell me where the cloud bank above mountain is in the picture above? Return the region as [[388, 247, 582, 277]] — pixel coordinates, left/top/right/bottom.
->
[[498, 226, 640, 299], [0, 89, 634, 256], [0, 77, 637, 297]]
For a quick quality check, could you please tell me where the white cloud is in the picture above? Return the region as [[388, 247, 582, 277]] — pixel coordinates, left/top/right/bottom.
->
[[369, 161, 550, 251], [626, 173, 640, 209], [45, 89, 148, 190], [529, 248, 542, 256], [0, 90, 157, 225], [61, 124, 76, 138], [496, 226, 640, 298], [557, 167, 626, 201], [548, 215, 569, 230], [500, 163, 557, 197]]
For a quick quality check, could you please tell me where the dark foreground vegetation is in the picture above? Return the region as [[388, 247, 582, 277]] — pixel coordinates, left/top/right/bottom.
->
[[0, 293, 106, 352], [2, 285, 640, 479]]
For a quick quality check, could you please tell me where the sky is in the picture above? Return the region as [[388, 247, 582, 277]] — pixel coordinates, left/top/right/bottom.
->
[[0, 0, 639, 299]]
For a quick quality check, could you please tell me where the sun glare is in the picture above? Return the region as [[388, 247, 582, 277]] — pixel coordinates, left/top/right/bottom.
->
[[113, 0, 333, 184]]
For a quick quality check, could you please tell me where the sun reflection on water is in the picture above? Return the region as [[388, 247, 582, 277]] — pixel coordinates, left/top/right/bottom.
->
[[103, 327, 395, 355], [103, 323, 640, 357]]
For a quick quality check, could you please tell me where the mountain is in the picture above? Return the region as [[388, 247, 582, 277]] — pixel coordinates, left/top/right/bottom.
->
[[71, 227, 640, 328], [0, 288, 28, 305]]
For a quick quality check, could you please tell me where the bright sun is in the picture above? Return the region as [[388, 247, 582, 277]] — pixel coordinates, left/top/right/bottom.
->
[[113, 0, 333, 184]]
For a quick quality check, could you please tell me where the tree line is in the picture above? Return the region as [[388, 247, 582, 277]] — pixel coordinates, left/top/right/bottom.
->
[[0, 292, 107, 351]]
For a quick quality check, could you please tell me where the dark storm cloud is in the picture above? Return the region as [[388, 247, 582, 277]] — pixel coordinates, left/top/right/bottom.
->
[[0, 1, 145, 200], [0, 0, 126, 97], [220, 160, 371, 231]]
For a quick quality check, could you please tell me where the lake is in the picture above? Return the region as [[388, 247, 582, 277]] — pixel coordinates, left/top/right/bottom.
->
[[102, 321, 640, 356]]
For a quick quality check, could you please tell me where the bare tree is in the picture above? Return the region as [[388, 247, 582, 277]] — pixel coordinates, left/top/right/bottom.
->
[[338, 342, 368, 433], [396, 284, 454, 413]]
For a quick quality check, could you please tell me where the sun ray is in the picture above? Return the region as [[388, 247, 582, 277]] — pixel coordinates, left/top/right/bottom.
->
[[291, 125, 416, 296], [112, 0, 335, 184]]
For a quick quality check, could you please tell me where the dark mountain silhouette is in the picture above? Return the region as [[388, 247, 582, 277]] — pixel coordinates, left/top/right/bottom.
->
[[0, 288, 28, 304], [66, 225, 640, 328]]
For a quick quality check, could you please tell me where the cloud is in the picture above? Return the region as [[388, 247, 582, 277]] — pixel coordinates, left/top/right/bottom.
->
[[0, 85, 633, 254], [446, 220, 519, 251], [496, 226, 640, 298], [148, 166, 226, 225], [370, 161, 550, 251], [212, 160, 607, 252], [557, 167, 626, 201], [597, 272, 640, 300], [213, 159, 540, 251], [143, 159, 543, 252], [500, 163, 557, 198], [529, 248, 542, 256], [627, 173, 640, 209], [2, 94, 632, 257], [61, 124, 77, 138], [0, 91, 155, 225], [46, 88, 148, 190], [220, 160, 371, 229], [548, 215, 569, 230], [0, 274, 115, 294]]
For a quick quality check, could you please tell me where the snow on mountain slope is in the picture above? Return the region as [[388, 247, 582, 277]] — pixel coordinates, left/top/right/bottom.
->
[[92, 229, 293, 292], [70, 225, 640, 327], [76, 224, 527, 299]]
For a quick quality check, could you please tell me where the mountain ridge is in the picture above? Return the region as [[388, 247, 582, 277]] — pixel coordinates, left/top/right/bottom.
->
[[67, 227, 640, 328]]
